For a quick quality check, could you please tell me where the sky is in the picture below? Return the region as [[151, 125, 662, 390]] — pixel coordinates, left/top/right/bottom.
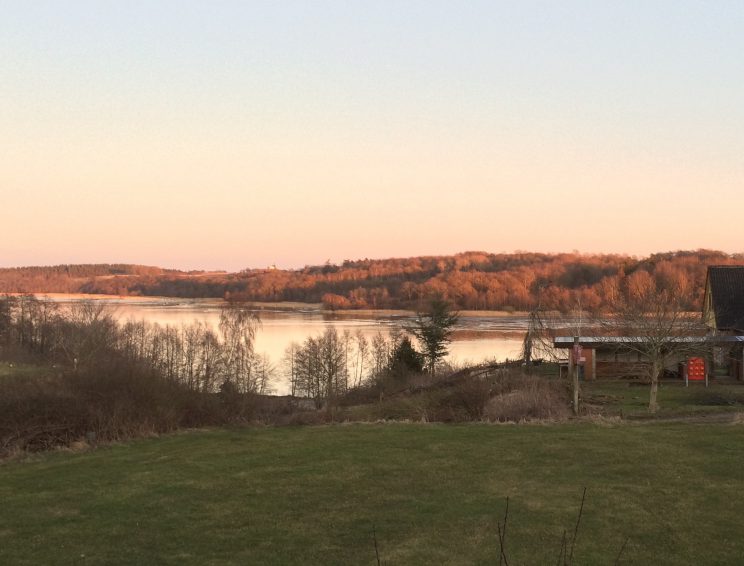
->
[[2, 1, 743, 271]]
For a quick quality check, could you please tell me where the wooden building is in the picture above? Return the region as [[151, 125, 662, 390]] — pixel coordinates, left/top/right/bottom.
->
[[551, 266, 744, 381], [703, 266, 744, 379], [553, 336, 744, 381]]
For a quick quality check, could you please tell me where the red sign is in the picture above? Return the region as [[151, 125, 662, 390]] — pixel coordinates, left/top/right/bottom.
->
[[687, 357, 705, 381]]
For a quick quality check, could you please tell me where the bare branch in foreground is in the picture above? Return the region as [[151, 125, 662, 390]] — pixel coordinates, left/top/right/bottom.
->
[[498, 496, 510, 566], [569, 487, 587, 564], [372, 523, 381, 566], [614, 536, 630, 565]]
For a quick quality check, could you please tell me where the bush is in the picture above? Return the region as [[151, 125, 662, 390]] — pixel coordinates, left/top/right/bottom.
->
[[484, 375, 570, 422], [338, 383, 382, 406], [0, 366, 260, 457], [424, 377, 492, 422], [341, 369, 571, 424]]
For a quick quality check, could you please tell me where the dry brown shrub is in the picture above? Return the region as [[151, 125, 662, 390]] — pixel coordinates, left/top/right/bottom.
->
[[425, 377, 493, 422], [484, 375, 570, 422], [0, 365, 264, 457]]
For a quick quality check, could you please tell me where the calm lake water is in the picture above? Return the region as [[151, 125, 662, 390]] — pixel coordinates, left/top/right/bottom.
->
[[49, 297, 528, 394]]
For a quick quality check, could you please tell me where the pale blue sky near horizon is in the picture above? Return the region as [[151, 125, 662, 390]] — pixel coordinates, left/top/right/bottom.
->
[[2, 1, 743, 270]]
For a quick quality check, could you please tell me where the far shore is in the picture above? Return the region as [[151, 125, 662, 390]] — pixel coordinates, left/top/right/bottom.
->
[[16, 293, 530, 318]]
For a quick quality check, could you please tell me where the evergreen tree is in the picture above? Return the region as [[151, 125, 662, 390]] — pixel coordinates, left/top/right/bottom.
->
[[387, 336, 424, 376], [409, 298, 459, 374]]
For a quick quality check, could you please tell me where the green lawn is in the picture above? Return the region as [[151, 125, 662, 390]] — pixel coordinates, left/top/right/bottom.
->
[[583, 379, 744, 417], [3, 423, 744, 565]]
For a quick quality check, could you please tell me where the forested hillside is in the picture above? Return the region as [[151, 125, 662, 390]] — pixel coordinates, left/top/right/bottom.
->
[[1, 250, 742, 312]]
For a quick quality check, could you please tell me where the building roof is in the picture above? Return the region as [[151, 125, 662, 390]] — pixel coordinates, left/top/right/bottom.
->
[[706, 266, 744, 332], [553, 336, 744, 348]]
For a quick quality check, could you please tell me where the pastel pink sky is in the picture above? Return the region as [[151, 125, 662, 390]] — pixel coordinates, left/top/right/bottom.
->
[[2, 2, 743, 271]]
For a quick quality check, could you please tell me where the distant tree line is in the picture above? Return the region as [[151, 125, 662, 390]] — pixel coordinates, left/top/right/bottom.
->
[[0, 295, 281, 454], [0, 294, 460, 453], [282, 299, 459, 416], [282, 328, 410, 408], [0, 295, 268, 394], [1, 250, 742, 312]]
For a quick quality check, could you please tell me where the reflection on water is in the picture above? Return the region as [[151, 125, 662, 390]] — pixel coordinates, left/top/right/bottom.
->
[[50, 298, 528, 394]]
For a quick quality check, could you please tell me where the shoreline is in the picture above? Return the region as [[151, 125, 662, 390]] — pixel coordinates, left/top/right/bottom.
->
[[17, 293, 530, 318]]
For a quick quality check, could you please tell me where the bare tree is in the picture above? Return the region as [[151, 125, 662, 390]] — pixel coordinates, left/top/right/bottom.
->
[[371, 331, 390, 379], [342, 329, 352, 390], [292, 328, 348, 412], [0, 295, 15, 350], [282, 341, 301, 396], [54, 300, 118, 371], [521, 307, 560, 367], [354, 330, 369, 386], [182, 322, 203, 390], [197, 326, 222, 392], [601, 283, 710, 412], [319, 327, 346, 417], [522, 298, 590, 415], [251, 352, 274, 394], [219, 302, 261, 388], [1, 298, 275, 396]]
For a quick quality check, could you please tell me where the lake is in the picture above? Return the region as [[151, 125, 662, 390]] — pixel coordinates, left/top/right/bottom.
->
[[45, 296, 529, 394]]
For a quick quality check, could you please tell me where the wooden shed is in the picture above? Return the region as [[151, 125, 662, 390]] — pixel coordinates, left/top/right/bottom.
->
[[553, 336, 744, 381]]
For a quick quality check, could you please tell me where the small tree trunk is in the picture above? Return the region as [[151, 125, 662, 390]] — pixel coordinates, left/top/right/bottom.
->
[[326, 372, 335, 422], [648, 360, 661, 413]]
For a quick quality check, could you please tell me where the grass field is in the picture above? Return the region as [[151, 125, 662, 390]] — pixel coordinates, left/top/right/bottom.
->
[[582, 379, 744, 418], [3, 423, 744, 565]]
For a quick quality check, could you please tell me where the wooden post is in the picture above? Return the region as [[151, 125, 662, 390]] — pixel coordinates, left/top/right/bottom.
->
[[568, 346, 575, 381], [566, 348, 574, 379], [591, 348, 596, 381], [572, 336, 580, 415]]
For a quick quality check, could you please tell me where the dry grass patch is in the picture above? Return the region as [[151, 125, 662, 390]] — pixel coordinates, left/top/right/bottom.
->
[[484, 374, 571, 422]]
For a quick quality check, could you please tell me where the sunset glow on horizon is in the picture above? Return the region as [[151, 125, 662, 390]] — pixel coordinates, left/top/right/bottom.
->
[[2, 1, 743, 271]]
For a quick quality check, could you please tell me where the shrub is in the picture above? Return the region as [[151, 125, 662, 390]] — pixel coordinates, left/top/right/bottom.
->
[[424, 377, 492, 422], [484, 375, 570, 422], [338, 383, 381, 406], [0, 366, 260, 457]]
